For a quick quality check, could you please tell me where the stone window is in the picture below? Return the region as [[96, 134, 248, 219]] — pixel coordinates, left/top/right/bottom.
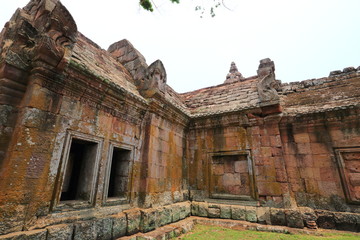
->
[[209, 151, 256, 201], [103, 143, 133, 205], [335, 148, 360, 204], [52, 132, 102, 210]]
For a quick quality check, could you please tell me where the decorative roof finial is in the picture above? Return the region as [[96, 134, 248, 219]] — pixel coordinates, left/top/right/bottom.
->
[[224, 62, 244, 83]]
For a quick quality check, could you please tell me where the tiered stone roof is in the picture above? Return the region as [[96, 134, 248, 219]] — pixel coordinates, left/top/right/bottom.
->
[[72, 33, 360, 118], [179, 77, 259, 117], [280, 70, 360, 116], [70, 33, 145, 101], [62, 28, 360, 120]]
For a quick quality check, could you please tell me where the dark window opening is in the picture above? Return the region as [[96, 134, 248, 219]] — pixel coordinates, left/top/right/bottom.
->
[[107, 147, 131, 199], [60, 138, 98, 201]]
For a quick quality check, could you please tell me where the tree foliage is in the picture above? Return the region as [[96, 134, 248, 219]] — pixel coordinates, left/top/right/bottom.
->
[[139, 0, 223, 17], [140, 0, 180, 12]]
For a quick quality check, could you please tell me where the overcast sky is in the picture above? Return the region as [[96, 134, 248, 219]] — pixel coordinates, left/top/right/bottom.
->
[[1, 0, 360, 93]]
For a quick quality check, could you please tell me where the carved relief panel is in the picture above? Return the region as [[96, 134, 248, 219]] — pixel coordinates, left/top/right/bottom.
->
[[335, 148, 360, 204]]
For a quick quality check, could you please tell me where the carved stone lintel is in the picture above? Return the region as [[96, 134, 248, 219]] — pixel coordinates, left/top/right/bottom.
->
[[256, 58, 280, 106]]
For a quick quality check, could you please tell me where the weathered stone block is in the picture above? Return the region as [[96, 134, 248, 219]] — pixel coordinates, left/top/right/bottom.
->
[[190, 190, 207, 202], [299, 207, 317, 222], [257, 207, 271, 224], [125, 209, 141, 235], [260, 147, 272, 157], [158, 206, 172, 226], [294, 132, 310, 143], [73, 221, 96, 240], [208, 207, 221, 218], [47, 224, 73, 240], [220, 205, 231, 219], [198, 202, 208, 217], [173, 191, 183, 202], [95, 218, 112, 240], [231, 206, 246, 220], [329, 70, 342, 76], [191, 202, 199, 216], [184, 202, 191, 217], [316, 210, 335, 229], [334, 212, 359, 231], [179, 202, 190, 219], [112, 213, 127, 239], [310, 143, 329, 155], [140, 208, 157, 233], [172, 204, 181, 222], [270, 208, 286, 226], [245, 206, 257, 222], [257, 182, 282, 196], [0, 229, 47, 240], [0, 205, 25, 235], [285, 209, 304, 228]]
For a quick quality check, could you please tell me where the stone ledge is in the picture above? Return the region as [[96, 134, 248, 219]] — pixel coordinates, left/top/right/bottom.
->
[[117, 216, 360, 240], [190, 202, 360, 231], [1, 202, 360, 239], [117, 218, 194, 240]]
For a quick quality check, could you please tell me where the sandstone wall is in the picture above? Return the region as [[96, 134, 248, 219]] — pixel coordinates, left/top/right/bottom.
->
[[0, 62, 148, 232], [280, 107, 360, 212], [187, 109, 290, 207], [0, 1, 189, 234], [0, 54, 190, 236], [138, 111, 188, 207]]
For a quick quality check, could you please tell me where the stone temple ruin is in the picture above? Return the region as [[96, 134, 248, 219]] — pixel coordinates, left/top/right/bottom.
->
[[1, 0, 360, 239]]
